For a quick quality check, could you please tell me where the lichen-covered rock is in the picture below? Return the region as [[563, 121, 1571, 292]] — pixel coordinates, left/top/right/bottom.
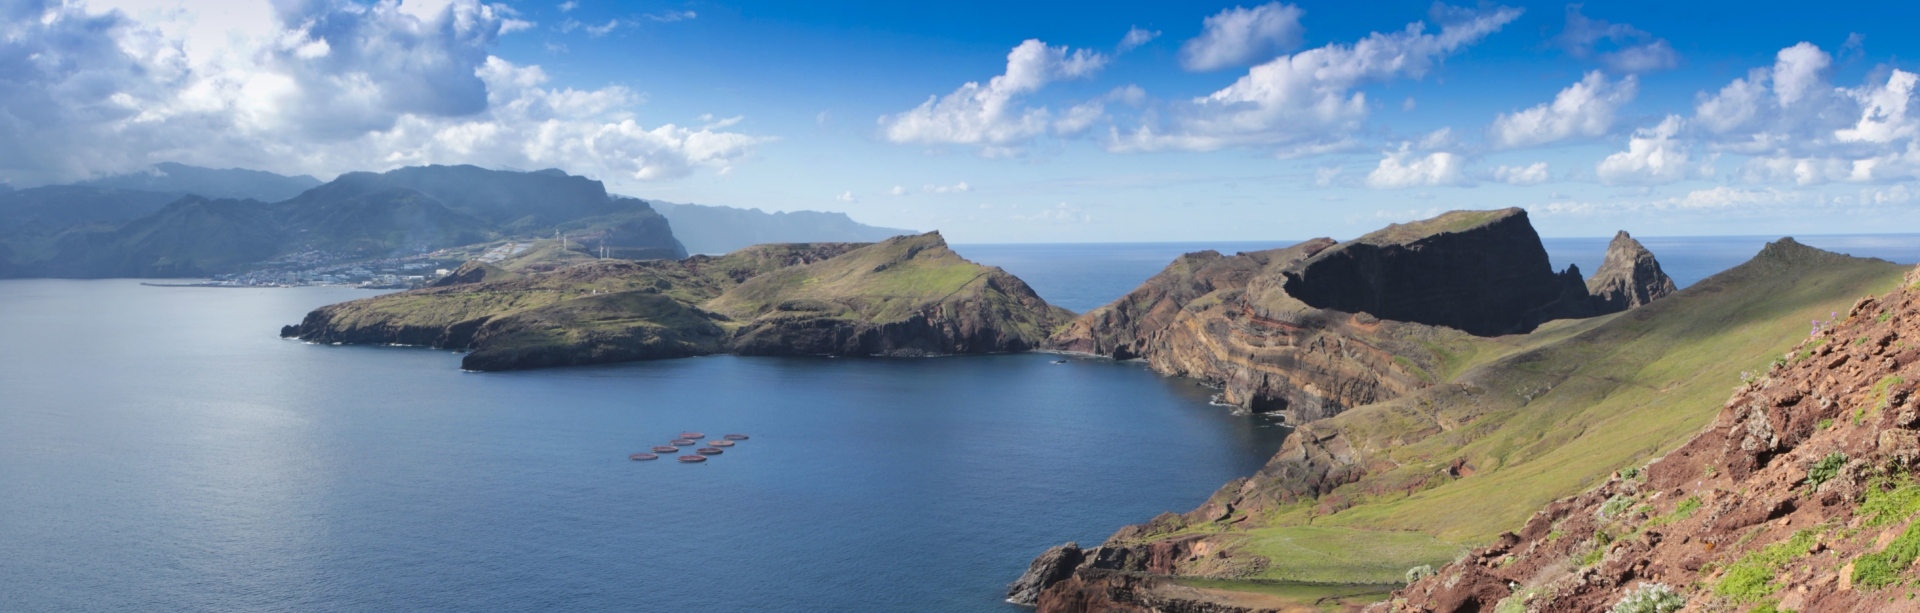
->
[[1007, 542, 1086, 606]]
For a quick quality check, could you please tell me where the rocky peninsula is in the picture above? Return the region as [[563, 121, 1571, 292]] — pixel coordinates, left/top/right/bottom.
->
[[1012, 236, 1911, 612], [282, 232, 1072, 370]]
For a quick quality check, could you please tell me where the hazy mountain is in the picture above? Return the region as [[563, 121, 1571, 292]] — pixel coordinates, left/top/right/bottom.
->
[[78, 162, 322, 202], [647, 201, 914, 255], [1, 166, 684, 278]]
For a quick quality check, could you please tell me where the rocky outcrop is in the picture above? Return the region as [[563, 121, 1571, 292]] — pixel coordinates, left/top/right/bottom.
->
[[1585, 230, 1678, 311], [282, 232, 1073, 371], [1384, 262, 1920, 613], [1046, 209, 1655, 422], [430, 260, 518, 286], [1281, 209, 1586, 336], [1009, 543, 1088, 605]]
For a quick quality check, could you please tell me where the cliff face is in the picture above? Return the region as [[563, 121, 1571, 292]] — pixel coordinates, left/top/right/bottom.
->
[[281, 232, 1072, 371], [1388, 263, 1920, 613], [1281, 209, 1575, 337], [1045, 209, 1637, 423]]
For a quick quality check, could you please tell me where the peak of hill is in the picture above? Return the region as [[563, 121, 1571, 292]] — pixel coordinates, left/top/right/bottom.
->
[[281, 232, 1072, 371]]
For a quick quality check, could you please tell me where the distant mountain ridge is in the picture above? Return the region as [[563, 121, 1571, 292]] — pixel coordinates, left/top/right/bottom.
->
[[646, 200, 913, 255], [0, 164, 683, 278], [77, 162, 322, 202]]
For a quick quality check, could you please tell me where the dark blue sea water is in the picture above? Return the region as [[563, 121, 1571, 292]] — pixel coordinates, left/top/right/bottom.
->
[[0, 280, 1284, 613], [3, 234, 1917, 612]]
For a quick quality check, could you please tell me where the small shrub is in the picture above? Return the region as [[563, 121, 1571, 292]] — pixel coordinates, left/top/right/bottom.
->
[[1749, 600, 1792, 613], [1808, 452, 1848, 489], [1817, 418, 1834, 430], [1599, 495, 1635, 519], [1609, 582, 1685, 613], [1404, 564, 1435, 584], [1620, 466, 1642, 480]]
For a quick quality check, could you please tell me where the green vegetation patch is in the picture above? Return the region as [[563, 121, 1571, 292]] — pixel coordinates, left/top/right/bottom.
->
[[1170, 578, 1396, 607], [1714, 529, 1821, 602], [1236, 526, 1466, 584], [1861, 477, 1920, 527], [1852, 521, 1920, 590]]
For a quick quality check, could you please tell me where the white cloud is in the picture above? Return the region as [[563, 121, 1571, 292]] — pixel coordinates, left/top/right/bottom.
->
[[1178, 2, 1305, 72], [0, 0, 760, 187], [1313, 166, 1343, 187], [1012, 202, 1090, 223], [585, 19, 620, 36], [1835, 69, 1919, 144], [1365, 145, 1468, 189], [1492, 162, 1550, 185], [1488, 71, 1636, 148], [1596, 115, 1708, 185], [1602, 40, 1677, 73], [1111, 5, 1521, 153], [836, 191, 855, 202], [1552, 5, 1676, 74], [924, 182, 971, 193], [878, 39, 1107, 153], [558, 1, 577, 12], [1118, 26, 1160, 52], [887, 185, 906, 196], [643, 10, 696, 23], [1772, 42, 1832, 108]]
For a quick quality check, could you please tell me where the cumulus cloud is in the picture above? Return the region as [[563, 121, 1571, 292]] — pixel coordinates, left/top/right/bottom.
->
[[1012, 202, 1090, 223], [877, 39, 1107, 154], [1596, 115, 1709, 184], [836, 191, 855, 202], [558, 1, 576, 12], [1365, 145, 1468, 189], [887, 186, 906, 196], [1488, 71, 1637, 148], [1492, 162, 1550, 185], [1118, 26, 1159, 52], [0, 0, 759, 186], [1178, 2, 1305, 71], [924, 182, 971, 193], [1686, 43, 1920, 187], [1552, 5, 1677, 73], [1111, 4, 1521, 154]]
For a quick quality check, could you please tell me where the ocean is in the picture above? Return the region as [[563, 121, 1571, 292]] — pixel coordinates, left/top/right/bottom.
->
[[1, 234, 1915, 612]]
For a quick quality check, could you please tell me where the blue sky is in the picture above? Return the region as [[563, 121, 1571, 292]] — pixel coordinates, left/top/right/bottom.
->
[[9, 0, 1920, 241]]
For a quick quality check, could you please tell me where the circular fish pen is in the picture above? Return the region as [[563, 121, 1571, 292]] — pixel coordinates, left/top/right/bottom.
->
[[628, 453, 659, 461], [670, 439, 696, 446], [695, 447, 723, 455], [679, 432, 706, 439], [677, 455, 707, 463], [723, 434, 749, 440], [708, 440, 734, 447], [651, 446, 678, 453]]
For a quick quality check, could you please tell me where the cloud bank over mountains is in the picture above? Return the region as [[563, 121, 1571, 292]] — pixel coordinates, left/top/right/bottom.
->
[[0, 0, 757, 186]]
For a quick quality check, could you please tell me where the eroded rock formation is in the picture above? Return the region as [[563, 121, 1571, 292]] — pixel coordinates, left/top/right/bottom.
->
[[1585, 230, 1678, 311]]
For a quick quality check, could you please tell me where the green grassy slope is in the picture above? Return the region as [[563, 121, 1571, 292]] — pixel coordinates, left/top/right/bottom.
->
[[1186, 239, 1910, 584]]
